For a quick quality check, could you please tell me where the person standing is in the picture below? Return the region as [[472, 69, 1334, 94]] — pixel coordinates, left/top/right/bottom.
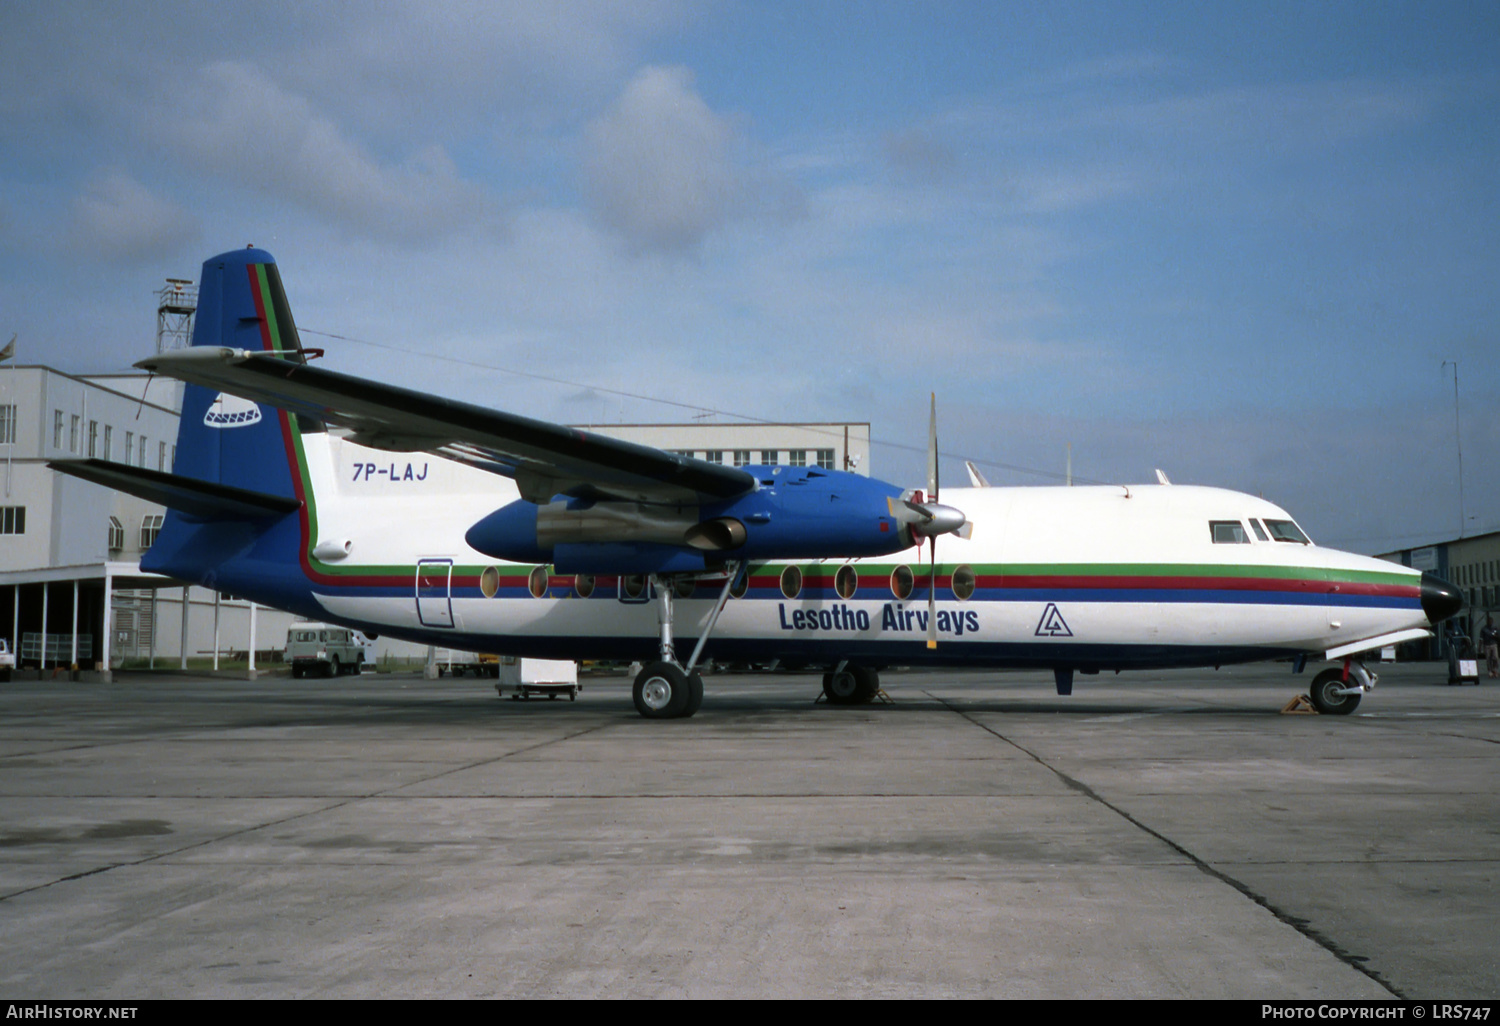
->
[[1482, 616, 1500, 680]]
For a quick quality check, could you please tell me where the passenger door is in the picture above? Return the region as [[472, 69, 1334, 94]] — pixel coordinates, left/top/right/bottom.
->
[[416, 559, 454, 628]]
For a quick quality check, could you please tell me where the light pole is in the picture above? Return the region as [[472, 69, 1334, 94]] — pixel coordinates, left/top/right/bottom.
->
[[1442, 360, 1465, 540]]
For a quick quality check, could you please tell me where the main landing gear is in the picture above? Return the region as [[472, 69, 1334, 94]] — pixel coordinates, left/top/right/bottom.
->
[[632, 565, 739, 720], [821, 662, 881, 706], [1307, 659, 1374, 715]]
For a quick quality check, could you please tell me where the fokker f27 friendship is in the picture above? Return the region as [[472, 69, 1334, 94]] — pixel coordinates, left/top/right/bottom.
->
[[54, 248, 1462, 719]]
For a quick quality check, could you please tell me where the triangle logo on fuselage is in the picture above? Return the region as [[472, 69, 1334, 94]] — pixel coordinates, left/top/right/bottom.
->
[[1035, 603, 1073, 637]]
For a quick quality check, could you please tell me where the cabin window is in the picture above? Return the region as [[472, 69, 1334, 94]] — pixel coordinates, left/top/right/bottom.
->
[[780, 565, 802, 599], [480, 566, 500, 599], [621, 574, 647, 600], [574, 573, 595, 599], [951, 565, 976, 601], [672, 577, 695, 599], [1249, 519, 1269, 541], [1210, 521, 1249, 544], [891, 565, 914, 600], [1264, 519, 1311, 544], [835, 565, 858, 600], [528, 566, 550, 598]]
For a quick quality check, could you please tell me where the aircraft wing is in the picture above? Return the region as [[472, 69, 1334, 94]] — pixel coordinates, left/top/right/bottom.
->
[[137, 347, 757, 504]]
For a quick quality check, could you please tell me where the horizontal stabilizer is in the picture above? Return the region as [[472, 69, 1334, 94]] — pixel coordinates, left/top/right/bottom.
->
[[49, 459, 301, 520]]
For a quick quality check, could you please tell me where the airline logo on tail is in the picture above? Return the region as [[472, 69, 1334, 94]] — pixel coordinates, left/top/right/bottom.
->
[[204, 393, 263, 428]]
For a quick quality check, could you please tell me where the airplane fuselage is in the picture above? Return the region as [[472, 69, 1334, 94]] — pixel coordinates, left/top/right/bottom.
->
[[148, 428, 1436, 674]]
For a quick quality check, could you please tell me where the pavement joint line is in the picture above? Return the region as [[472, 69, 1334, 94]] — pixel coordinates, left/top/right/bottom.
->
[[925, 690, 1407, 1000], [0, 721, 613, 905]]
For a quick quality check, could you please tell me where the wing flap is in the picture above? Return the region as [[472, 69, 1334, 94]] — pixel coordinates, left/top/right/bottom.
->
[[136, 348, 756, 504]]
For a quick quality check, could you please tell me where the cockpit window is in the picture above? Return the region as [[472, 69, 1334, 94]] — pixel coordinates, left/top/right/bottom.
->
[[1210, 521, 1249, 544], [1263, 519, 1311, 544], [1249, 519, 1269, 541]]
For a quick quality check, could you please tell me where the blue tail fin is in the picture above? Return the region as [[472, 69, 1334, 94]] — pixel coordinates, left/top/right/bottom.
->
[[141, 249, 314, 598], [173, 248, 306, 502]]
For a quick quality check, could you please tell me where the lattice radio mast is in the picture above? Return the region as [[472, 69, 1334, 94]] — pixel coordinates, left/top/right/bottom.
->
[[156, 278, 197, 354]]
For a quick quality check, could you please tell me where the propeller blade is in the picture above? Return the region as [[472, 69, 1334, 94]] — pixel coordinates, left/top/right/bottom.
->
[[927, 393, 939, 501], [927, 536, 938, 649], [902, 496, 935, 521]]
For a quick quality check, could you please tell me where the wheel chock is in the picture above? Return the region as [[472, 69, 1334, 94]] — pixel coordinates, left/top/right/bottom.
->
[[1281, 694, 1318, 715]]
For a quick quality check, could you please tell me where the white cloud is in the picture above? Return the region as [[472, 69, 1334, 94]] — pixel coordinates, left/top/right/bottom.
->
[[66, 172, 200, 264], [164, 62, 504, 244], [583, 65, 801, 252]]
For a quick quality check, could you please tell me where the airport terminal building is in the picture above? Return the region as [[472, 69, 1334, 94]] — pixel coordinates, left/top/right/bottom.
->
[[1378, 530, 1500, 656]]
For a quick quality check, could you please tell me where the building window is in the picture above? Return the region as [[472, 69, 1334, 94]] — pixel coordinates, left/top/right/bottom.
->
[[88, 421, 99, 458], [732, 450, 751, 467], [0, 405, 15, 444], [54, 410, 64, 449], [108, 516, 124, 552], [158, 441, 166, 471], [103, 425, 112, 461], [789, 450, 807, 467], [140, 514, 165, 550], [815, 449, 834, 469], [760, 449, 778, 465], [70, 414, 80, 453], [138, 435, 147, 467], [124, 431, 134, 465], [704, 450, 723, 464], [0, 506, 25, 534]]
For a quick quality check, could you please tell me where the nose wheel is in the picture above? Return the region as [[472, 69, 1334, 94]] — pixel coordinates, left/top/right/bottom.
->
[[1308, 665, 1365, 715]]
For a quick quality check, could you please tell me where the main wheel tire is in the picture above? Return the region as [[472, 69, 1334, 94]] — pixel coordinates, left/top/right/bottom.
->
[[1309, 667, 1362, 715], [824, 664, 879, 705], [633, 661, 691, 719], [823, 667, 862, 705], [684, 671, 704, 717]]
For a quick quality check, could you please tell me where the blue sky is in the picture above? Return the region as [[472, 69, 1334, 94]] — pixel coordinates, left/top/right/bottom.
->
[[2, 1, 1496, 553]]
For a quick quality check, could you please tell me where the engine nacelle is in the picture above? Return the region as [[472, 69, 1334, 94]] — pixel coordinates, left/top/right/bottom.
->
[[464, 465, 911, 574]]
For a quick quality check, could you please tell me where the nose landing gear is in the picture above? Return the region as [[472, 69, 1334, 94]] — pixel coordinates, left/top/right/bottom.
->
[[1307, 659, 1374, 715]]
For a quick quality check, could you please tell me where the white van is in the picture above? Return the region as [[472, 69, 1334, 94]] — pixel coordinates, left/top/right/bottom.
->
[[286, 624, 366, 678]]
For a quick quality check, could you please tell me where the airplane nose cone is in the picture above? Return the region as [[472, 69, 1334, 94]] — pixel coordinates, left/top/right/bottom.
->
[[1420, 572, 1463, 625]]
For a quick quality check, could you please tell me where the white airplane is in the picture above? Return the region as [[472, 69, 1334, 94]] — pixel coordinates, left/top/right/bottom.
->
[[54, 248, 1462, 719]]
